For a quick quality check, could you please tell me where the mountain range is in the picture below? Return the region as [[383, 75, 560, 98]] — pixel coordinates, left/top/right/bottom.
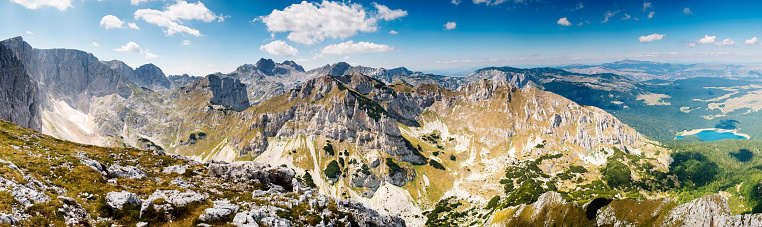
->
[[3, 36, 762, 226]]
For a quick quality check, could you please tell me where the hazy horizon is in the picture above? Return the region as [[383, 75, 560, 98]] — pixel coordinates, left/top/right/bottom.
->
[[5, 0, 762, 76]]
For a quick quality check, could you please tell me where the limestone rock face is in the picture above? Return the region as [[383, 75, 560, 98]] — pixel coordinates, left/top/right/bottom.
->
[[206, 74, 250, 111], [0, 38, 41, 131]]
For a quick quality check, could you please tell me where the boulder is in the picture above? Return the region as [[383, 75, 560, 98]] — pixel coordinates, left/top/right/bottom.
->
[[108, 164, 147, 179], [198, 200, 239, 222], [106, 191, 141, 210]]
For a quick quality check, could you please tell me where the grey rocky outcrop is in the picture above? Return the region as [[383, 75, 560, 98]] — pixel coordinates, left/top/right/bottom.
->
[[350, 171, 382, 197], [108, 164, 147, 179], [162, 164, 188, 174], [106, 191, 141, 210], [206, 161, 294, 189], [206, 74, 250, 111]]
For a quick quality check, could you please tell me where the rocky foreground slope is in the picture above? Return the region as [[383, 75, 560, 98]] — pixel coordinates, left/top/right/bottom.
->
[[0, 119, 403, 226]]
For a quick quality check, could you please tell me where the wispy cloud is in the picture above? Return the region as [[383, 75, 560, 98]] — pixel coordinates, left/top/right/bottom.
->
[[643, 2, 652, 12], [648, 11, 655, 19], [321, 40, 393, 55], [683, 8, 692, 15], [571, 2, 583, 11], [602, 10, 619, 23], [715, 38, 734, 46]]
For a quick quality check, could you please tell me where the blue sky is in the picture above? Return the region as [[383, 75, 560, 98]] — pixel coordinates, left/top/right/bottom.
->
[[3, 0, 762, 76]]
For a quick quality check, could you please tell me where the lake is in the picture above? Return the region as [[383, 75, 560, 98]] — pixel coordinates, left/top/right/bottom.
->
[[676, 130, 749, 141]]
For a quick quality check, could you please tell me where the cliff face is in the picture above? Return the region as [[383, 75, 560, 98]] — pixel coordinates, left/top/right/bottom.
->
[[0, 39, 41, 131], [205, 74, 250, 111]]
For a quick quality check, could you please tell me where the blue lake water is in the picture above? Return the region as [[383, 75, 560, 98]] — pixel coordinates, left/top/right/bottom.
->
[[675, 130, 748, 141]]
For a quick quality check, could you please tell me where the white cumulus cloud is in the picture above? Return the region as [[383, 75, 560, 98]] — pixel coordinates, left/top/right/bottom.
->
[[715, 38, 734, 46], [444, 22, 457, 30], [10, 0, 71, 11], [638, 33, 664, 43], [557, 17, 571, 26], [451, 0, 461, 5], [114, 42, 158, 58], [683, 8, 692, 15], [648, 11, 655, 19], [100, 15, 124, 29], [373, 3, 407, 21], [259, 1, 405, 45], [745, 37, 759, 45], [389, 30, 398, 34], [100, 15, 139, 30], [697, 35, 716, 44], [321, 40, 393, 55], [260, 40, 299, 57], [134, 0, 224, 37], [114, 42, 143, 53], [182, 40, 191, 45]]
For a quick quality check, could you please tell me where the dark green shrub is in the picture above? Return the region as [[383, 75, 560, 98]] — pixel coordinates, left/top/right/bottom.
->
[[324, 160, 341, 178]]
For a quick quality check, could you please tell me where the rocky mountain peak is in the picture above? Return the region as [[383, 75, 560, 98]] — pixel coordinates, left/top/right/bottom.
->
[[254, 58, 276, 73], [134, 63, 171, 91], [281, 60, 304, 72]]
